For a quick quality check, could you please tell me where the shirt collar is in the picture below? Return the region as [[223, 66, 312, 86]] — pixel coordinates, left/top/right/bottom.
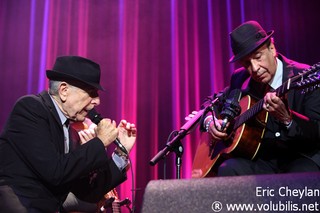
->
[[49, 93, 68, 125], [269, 57, 283, 89]]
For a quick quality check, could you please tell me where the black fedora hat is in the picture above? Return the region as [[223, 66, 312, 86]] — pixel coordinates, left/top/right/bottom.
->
[[46, 56, 105, 91], [229, 20, 274, 63]]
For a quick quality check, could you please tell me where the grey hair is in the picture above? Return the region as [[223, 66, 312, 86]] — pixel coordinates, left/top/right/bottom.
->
[[48, 80, 60, 95], [48, 80, 77, 96]]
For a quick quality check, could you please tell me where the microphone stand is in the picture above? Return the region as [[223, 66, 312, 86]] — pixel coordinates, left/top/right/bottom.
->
[[149, 97, 219, 179]]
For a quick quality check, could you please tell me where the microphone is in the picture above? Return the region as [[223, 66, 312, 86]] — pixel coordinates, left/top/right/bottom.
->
[[220, 89, 242, 131], [87, 108, 128, 155]]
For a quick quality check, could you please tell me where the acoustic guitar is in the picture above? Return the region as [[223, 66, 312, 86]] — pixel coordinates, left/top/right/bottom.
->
[[192, 62, 320, 178], [98, 188, 121, 213], [98, 188, 132, 213]]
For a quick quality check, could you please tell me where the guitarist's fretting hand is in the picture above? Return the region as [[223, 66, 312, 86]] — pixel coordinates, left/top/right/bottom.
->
[[263, 92, 292, 126]]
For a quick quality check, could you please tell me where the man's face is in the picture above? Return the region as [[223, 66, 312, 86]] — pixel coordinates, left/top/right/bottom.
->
[[61, 84, 100, 122], [239, 43, 277, 84]]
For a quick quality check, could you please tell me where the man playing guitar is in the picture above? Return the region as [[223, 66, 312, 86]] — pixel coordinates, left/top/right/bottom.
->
[[193, 20, 320, 177]]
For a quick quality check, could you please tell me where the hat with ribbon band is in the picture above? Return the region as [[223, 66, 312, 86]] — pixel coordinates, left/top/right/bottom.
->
[[229, 20, 274, 63], [46, 56, 105, 91]]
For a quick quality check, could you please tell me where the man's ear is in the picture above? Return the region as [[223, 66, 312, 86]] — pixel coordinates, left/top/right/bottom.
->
[[58, 82, 69, 102], [269, 43, 276, 56]]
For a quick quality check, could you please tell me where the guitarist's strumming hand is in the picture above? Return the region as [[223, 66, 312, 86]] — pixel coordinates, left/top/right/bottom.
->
[[263, 92, 292, 126], [204, 116, 230, 141]]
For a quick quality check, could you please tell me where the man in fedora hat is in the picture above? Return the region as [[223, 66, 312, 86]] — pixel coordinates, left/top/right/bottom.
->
[[203, 20, 320, 176], [0, 56, 137, 212]]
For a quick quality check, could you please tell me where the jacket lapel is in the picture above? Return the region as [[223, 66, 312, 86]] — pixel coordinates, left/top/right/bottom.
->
[[38, 91, 66, 153]]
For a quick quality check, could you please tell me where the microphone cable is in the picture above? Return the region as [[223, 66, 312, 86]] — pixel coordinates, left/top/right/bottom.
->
[[128, 155, 136, 213]]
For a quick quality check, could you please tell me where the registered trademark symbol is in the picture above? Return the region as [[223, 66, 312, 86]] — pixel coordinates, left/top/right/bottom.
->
[[211, 201, 223, 212]]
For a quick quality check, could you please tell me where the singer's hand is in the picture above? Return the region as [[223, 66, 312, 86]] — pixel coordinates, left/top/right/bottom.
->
[[117, 120, 137, 154], [70, 118, 97, 145], [95, 118, 119, 147], [78, 122, 97, 145], [263, 92, 292, 125]]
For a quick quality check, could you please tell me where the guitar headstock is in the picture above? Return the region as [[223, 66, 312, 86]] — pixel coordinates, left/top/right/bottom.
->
[[285, 62, 320, 94]]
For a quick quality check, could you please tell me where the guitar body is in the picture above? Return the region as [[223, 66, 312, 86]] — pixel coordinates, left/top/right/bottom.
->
[[192, 95, 268, 178], [98, 188, 121, 213]]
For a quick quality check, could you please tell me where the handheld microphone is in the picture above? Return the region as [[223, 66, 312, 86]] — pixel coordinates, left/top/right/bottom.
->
[[87, 108, 128, 155], [220, 89, 242, 131]]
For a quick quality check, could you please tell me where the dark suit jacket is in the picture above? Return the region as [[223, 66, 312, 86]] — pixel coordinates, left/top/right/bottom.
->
[[0, 91, 126, 212], [229, 54, 320, 166]]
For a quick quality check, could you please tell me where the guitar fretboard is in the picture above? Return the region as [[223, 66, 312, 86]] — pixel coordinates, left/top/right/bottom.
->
[[233, 62, 320, 129]]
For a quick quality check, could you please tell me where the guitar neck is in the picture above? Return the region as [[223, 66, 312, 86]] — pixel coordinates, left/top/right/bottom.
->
[[234, 98, 264, 129], [112, 202, 121, 213], [233, 78, 293, 129]]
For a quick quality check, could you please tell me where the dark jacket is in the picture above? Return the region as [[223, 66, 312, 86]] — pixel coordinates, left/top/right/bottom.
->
[[0, 91, 126, 212]]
